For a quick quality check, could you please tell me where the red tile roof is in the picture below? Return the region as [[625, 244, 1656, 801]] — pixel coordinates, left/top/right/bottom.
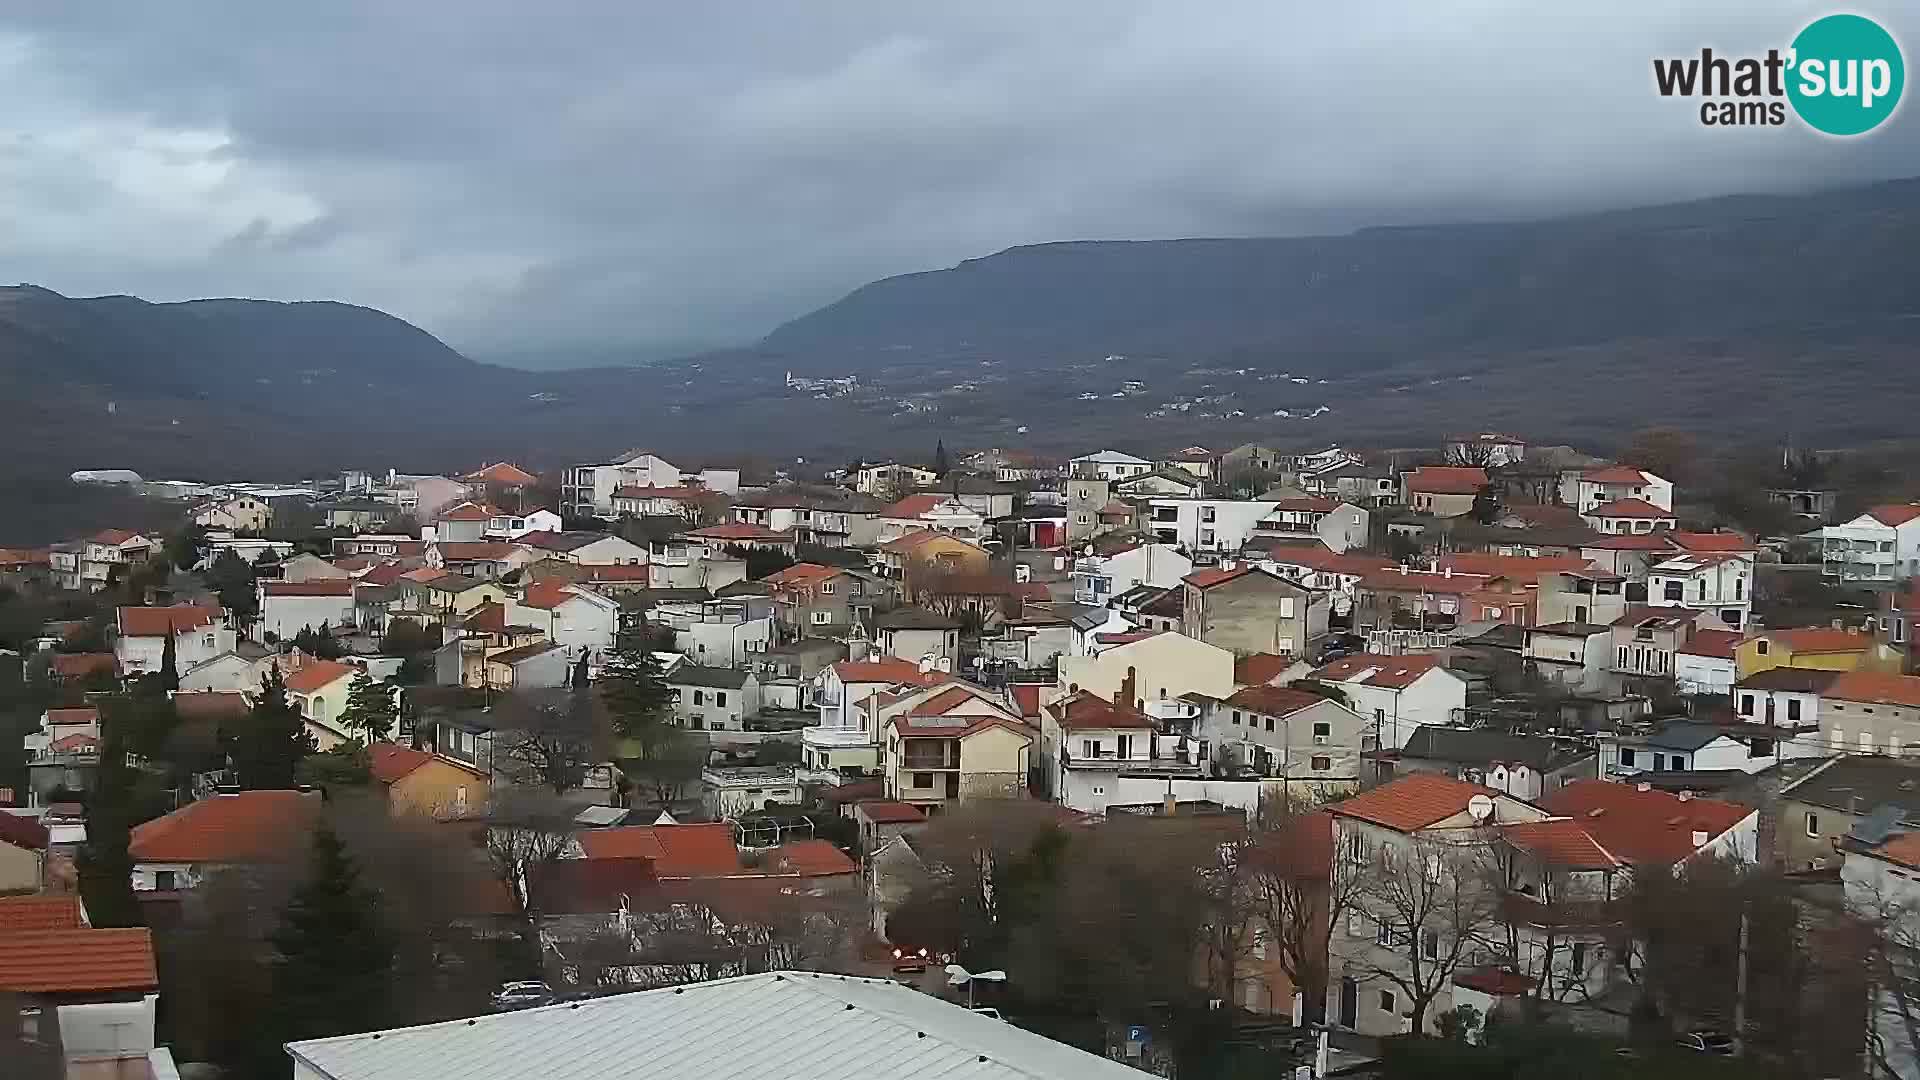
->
[[856, 800, 929, 825], [261, 579, 354, 597], [91, 529, 148, 546], [369, 743, 435, 784], [579, 564, 652, 583], [1405, 466, 1489, 495], [49, 733, 99, 752], [1678, 629, 1743, 659], [1329, 772, 1501, 832], [520, 579, 577, 610], [530, 857, 658, 915], [464, 462, 539, 486], [437, 501, 496, 522], [358, 562, 411, 586], [1235, 653, 1292, 686], [1867, 504, 1920, 527], [883, 494, 947, 517], [284, 659, 357, 694], [767, 839, 858, 877], [436, 541, 521, 561], [831, 659, 950, 687], [575, 823, 743, 877], [0, 928, 158, 993], [1184, 567, 1251, 589], [1581, 466, 1655, 484], [0, 812, 50, 852], [129, 790, 321, 863], [1224, 685, 1328, 716], [1768, 627, 1875, 655], [1501, 819, 1621, 869], [1584, 498, 1673, 519], [172, 691, 249, 721], [45, 707, 99, 727], [1436, 554, 1592, 581], [116, 604, 219, 638], [1009, 683, 1045, 719], [762, 563, 844, 588], [1869, 832, 1920, 871], [1669, 531, 1755, 553], [462, 601, 508, 633], [1093, 630, 1162, 646], [1539, 780, 1750, 865], [1270, 496, 1339, 513], [0, 895, 83, 932], [1313, 653, 1443, 689], [1049, 690, 1157, 731], [1825, 670, 1920, 709], [50, 653, 117, 679], [1454, 968, 1538, 996]]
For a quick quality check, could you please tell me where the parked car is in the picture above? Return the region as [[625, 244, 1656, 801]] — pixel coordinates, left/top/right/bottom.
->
[[490, 981, 554, 1011], [1676, 1030, 1735, 1055], [891, 945, 934, 973]]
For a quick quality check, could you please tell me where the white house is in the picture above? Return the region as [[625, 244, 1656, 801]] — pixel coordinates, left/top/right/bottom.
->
[[1646, 552, 1753, 631], [1601, 718, 1808, 777], [1068, 450, 1153, 482], [669, 666, 760, 732], [80, 530, 156, 592], [1840, 827, 1920, 1080], [520, 531, 650, 567], [507, 580, 621, 666], [1069, 542, 1193, 606], [1039, 690, 1245, 815], [877, 494, 987, 543], [1255, 548, 1393, 617], [1733, 668, 1834, 734], [1581, 498, 1677, 535], [256, 580, 356, 644], [1199, 685, 1370, 790], [562, 451, 741, 516], [484, 507, 563, 540], [192, 494, 272, 532], [1311, 654, 1467, 750], [1145, 498, 1279, 553], [1559, 466, 1673, 514], [1674, 629, 1742, 697], [129, 789, 322, 893], [1250, 498, 1370, 553], [1820, 503, 1920, 586], [853, 462, 939, 496], [803, 659, 952, 779], [114, 604, 237, 676]]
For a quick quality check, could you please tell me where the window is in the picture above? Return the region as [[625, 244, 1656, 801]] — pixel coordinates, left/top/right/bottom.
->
[[1571, 942, 1588, 973], [1663, 581, 1684, 602], [1231, 710, 1242, 725], [1618, 747, 1636, 766], [1422, 929, 1439, 960], [913, 772, 933, 788], [1279, 597, 1296, 619], [1757, 639, 1769, 656], [1201, 506, 1217, 523], [1379, 990, 1397, 1014], [1787, 698, 1801, 723], [812, 611, 832, 625], [692, 690, 705, 706], [1739, 694, 1754, 716], [1806, 811, 1820, 838], [1652, 753, 1665, 771], [1266, 716, 1275, 732], [1082, 739, 1097, 758], [819, 582, 834, 594], [155, 870, 177, 891], [1375, 921, 1393, 947], [1314, 721, 1332, 740], [1861, 732, 1876, 753], [715, 692, 727, 708], [1312, 755, 1331, 771]]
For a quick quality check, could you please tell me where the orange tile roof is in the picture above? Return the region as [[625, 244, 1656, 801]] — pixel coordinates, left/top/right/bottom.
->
[[1585, 498, 1673, 519], [856, 801, 929, 825], [45, 707, 99, 727], [1049, 690, 1157, 731], [0, 895, 83, 932], [1825, 670, 1920, 709], [0, 928, 157, 993], [358, 562, 411, 586], [1669, 531, 1754, 553], [284, 659, 357, 694], [437, 501, 496, 522], [907, 686, 976, 716], [575, 823, 742, 877], [883, 494, 947, 517], [520, 579, 577, 610], [1009, 683, 1045, 719], [1678, 629, 1743, 659], [1501, 819, 1621, 869], [0, 813, 50, 852], [1234, 653, 1292, 686], [462, 601, 508, 633], [50, 653, 117, 679], [1768, 627, 1875, 655], [464, 462, 538, 486], [129, 790, 321, 863], [767, 839, 858, 877], [1406, 466, 1488, 495], [831, 659, 950, 687], [1329, 772, 1500, 832], [1868, 504, 1920, 527], [1871, 831, 1920, 871], [1183, 566, 1246, 589], [1224, 685, 1328, 716], [260, 579, 354, 597], [369, 743, 435, 784], [762, 562, 844, 588], [1313, 653, 1443, 689], [1436, 554, 1591, 581], [1269, 496, 1338, 513], [1539, 780, 1750, 865], [91, 529, 148, 546], [117, 604, 219, 637]]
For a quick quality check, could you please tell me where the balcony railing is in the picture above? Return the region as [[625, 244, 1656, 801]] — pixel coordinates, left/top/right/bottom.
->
[[902, 753, 960, 771], [802, 726, 870, 749]]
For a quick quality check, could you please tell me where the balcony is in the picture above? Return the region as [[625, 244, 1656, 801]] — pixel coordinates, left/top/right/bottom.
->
[[902, 753, 961, 772], [803, 725, 871, 750]]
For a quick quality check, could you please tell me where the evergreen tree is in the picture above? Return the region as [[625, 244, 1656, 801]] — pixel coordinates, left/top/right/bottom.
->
[[234, 666, 317, 790], [270, 824, 394, 1045], [599, 625, 674, 751], [337, 673, 397, 744], [157, 631, 179, 693], [75, 698, 142, 928], [207, 549, 258, 627], [933, 439, 951, 477]]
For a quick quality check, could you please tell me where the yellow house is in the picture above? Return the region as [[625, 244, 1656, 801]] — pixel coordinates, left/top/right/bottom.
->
[[1735, 626, 1904, 680], [370, 743, 489, 819], [879, 684, 1034, 812], [877, 531, 990, 598]]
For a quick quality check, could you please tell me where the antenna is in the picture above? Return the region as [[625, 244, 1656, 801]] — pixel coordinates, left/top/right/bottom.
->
[[1467, 794, 1494, 823]]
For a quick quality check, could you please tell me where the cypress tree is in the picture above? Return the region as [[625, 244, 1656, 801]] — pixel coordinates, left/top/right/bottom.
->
[[236, 666, 316, 790], [270, 824, 393, 1043]]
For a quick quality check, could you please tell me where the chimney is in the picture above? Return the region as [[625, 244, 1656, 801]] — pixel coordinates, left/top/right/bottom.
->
[[1162, 790, 1178, 817], [1691, 829, 1710, 848], [1833, 618, 1844, 630], [1636, 782, 1651, 793], [1120, 668, 1138, 711], [1399, 564, 1409, 576], [1443, 567, 1453, 579], [1677, 790, 1693, 802]]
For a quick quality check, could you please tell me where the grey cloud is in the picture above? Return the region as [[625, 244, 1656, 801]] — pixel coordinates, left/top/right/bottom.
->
[[2, 1, 1917, 365]]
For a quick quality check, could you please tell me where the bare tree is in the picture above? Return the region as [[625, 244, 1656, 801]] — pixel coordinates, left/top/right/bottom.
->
[[1443, 441, 1499, 469], [1247, 807, 1360, 1023], [492, 688, 609, 795], [482, 793, 577, 920], [1336, 831, 1505, 1035]]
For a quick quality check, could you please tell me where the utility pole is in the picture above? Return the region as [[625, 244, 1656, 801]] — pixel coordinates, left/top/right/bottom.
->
[[1732, 907, 1750, 1055]]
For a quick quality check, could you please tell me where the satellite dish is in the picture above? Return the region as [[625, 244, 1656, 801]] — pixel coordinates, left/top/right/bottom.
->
[[1467, 794, 1494, 823]]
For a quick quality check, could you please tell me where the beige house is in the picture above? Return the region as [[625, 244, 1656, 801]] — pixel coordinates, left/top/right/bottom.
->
[[0, 814, 48, 891], [1058, 630, 1235, 712], [1180, 566, 1329, 658], [1399, 467, 1488, 518], [192, 494, 273, 532], [370, 742, 488, 819], [882, 685, 1034, 813]]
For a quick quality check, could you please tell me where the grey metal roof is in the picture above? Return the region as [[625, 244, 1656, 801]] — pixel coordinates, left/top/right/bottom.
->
[[669, 664, 751, 690], [1782, 755, 1920, 819], [287, 971, 1154, 1080], [1734, 668, 1842, 694], [1399, 726, 1591, 772], [1623, 721, 1731, 752]]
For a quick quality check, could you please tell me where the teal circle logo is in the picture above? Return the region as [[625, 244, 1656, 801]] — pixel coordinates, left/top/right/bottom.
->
[[1787, 14, 1905, 136]]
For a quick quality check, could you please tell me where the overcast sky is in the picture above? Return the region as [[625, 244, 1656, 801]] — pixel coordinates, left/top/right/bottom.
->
[[3, 2, 1916, 366]]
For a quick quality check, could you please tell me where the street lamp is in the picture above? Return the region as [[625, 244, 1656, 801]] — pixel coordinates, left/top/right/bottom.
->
[[944, 964, 1007, 1009]]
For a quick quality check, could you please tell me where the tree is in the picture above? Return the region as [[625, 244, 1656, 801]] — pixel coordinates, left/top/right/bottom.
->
[[1336, 832, 1504, 1035], [1247, 805, 1361, 1023], [165, 524, 206, 571], [600, 627, 674, 748], [270, 823, 395, 1046], [624, 726, 711, 809], [233, 666, 318, 790], [207, 549, 259, 627], [1470, 486, 1499, 526], [1619, 428, 1700, 488], [291, 624, 346, 660], [296, 742, 374, 789], [155, 630, 180, 694], [1444, 441, 1499, 468], [75, 700, 142, 929], [933, 440, 951, 477], [494, 688, 605, 794], [483, 793, 576, 924], [337, 673, 398, 744]]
